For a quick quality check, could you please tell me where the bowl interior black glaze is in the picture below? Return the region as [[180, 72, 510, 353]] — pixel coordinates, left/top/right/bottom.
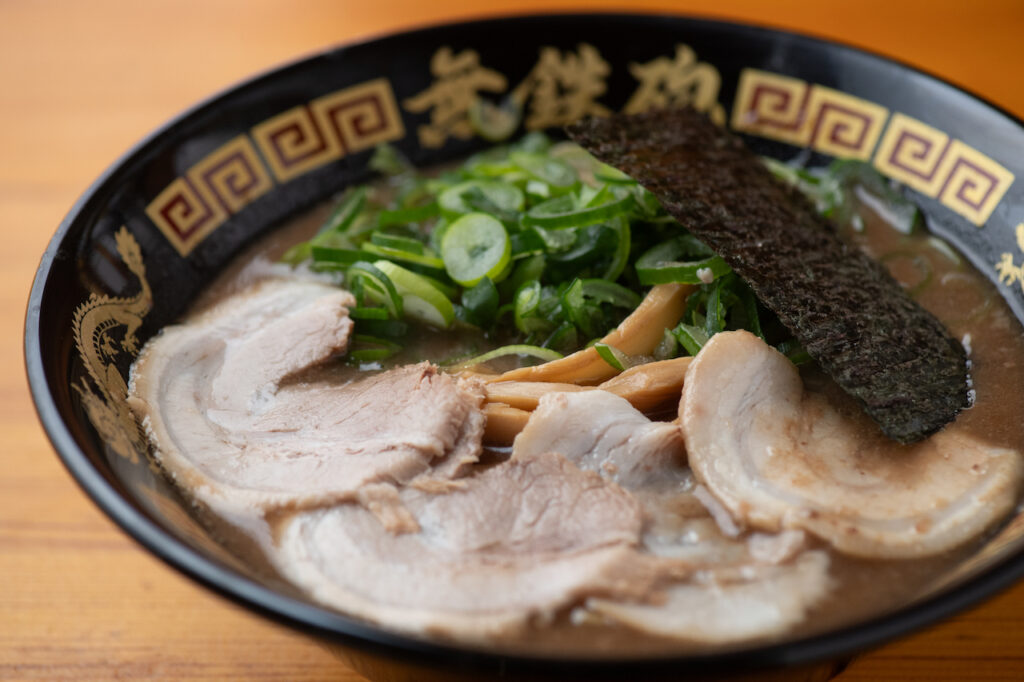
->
[[25, 12, 1024, 680]]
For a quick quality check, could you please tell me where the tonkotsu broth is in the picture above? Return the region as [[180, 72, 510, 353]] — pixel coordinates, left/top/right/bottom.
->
[[176, 174, 1024, 656]]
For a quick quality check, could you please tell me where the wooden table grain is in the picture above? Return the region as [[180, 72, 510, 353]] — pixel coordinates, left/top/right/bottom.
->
[[4, 1, 1023, 680]]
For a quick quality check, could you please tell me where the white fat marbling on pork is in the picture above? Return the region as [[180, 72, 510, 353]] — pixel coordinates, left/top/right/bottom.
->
[[511, 390, 686, 489], [510, 388, 831, 641], [127, 278, 485, 517], [274, 451, 661, 640], [681, 330, 1024, 559], [587, 550, 831, 643]]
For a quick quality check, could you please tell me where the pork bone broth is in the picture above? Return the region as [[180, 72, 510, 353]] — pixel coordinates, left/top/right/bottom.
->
[[127, 150, 1024, 655]]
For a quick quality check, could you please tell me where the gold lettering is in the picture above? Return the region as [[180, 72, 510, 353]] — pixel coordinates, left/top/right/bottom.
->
[[512, 44, 611, 130], [403, 47, 507, 147], [623, 44, 725, 125]]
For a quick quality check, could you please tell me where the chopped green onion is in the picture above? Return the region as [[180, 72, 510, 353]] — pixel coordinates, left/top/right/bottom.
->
[[441, 213, 511, 287], [460, 277, 499, 329], [561, 278, 602, 339], [321, 186, 368, 233], [630, 185, 665, 220], [704, 277, 728, 335], [281, 242, 313, 266], [348, 261, 403, 318], [501, 254, 545, 300], [520, 191, 633, 229], [418, 272, 458, 300], [593, 343, 632, 371], [545, 224, 617, 269], [542, 321, 579, 354], [362, 242, 446, 270], [777, 339, 813, 365], [525, 180, 551, 202], [635, 237, 732, 285], [349, 306, 390, 320], [510, 229, 546, 258], [438, 180, 524, 218], [580, 279, 642, 309], [369, 144, 411, 176], [513, 131, 552, 154], [376, 202, 439, 227], [374, 260, 455, 328], [601, 216, 631, 281], [369, 232, 425, 254], [594, 163, 636, 185], [528, 225, 577, 252], [673, 323, 710, 356], [653, 328, 678, 361], [282, 188, 368, 263], [448, 344, 563, 371], [509, 151, 579, 192], [353, 334, 403, 351], [513, 280, 545, 333], [310, 245, 378, 265], [356, 318, 408, 338], [736, 284, 765, 340]]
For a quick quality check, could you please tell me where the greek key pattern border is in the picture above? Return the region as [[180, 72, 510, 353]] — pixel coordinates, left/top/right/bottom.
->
[[146, 78, 404, 256], [731, 68, 1014, 227]]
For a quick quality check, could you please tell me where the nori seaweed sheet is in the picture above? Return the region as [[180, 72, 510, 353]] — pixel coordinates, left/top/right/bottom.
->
[[567, 108, 968, 443]]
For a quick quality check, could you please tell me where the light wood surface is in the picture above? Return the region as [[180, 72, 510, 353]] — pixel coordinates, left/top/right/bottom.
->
[[4, 1, 1023, 680]]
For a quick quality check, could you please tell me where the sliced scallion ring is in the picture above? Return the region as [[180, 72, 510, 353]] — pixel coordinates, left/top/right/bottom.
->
[[580, 279, 642, 309], [355, 317, 408, 338], [601, 216, 631, 282], [594, 163, 636, 185], [448, 344, 563, 371], [370, 232, 426, 254], [349, 306, 390, 320], [353, 334, 403, 352], [310, 245, 378, 265], [438, 180, 524, 217], [672, 323, 710, 356], [441, 212, 511, 287], [593, 343, 633, 372], [362, 242, 446, 270], [377, 201, 439, 227], [347, 261, 403, 318], [320, 186, 367, 233], [520, 191, 633, 229], [635, 237, 732, 285], [374, 260, 455, 328], [513, 280, 544, 334], [509, 151, 578, 192]]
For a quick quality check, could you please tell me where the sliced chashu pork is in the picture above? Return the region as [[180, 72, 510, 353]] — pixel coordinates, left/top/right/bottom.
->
[[512, 389, 832, 642], [127, 278, 485, 516], [274, 451, 664, 640], [682, 330, 1024, 559], [586, 551, 830, 642], [511, 389, 686, 488]]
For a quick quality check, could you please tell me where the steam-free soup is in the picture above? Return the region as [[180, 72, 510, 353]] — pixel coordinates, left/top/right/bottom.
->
[[129, 139, 1024, 656]]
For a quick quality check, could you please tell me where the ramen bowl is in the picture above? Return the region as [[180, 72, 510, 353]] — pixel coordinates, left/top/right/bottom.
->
[[25, 13, 1024, 681]]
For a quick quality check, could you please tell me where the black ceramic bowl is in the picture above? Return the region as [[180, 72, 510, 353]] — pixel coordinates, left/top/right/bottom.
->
[[25, 13, 1024, 682]]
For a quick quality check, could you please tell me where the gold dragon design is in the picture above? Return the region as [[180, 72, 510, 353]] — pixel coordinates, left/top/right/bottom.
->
[[72, 226, 153, 463]]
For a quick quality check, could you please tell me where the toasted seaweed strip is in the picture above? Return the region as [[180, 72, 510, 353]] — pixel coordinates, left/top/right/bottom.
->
[[567, 108, 968, 443]]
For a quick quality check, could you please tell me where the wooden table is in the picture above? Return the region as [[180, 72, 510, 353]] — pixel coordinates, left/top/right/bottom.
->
[[4, 1, 1023, 680]]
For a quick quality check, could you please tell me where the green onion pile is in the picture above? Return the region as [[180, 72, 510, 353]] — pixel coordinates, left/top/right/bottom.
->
[[283, 134, 887, 368]]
